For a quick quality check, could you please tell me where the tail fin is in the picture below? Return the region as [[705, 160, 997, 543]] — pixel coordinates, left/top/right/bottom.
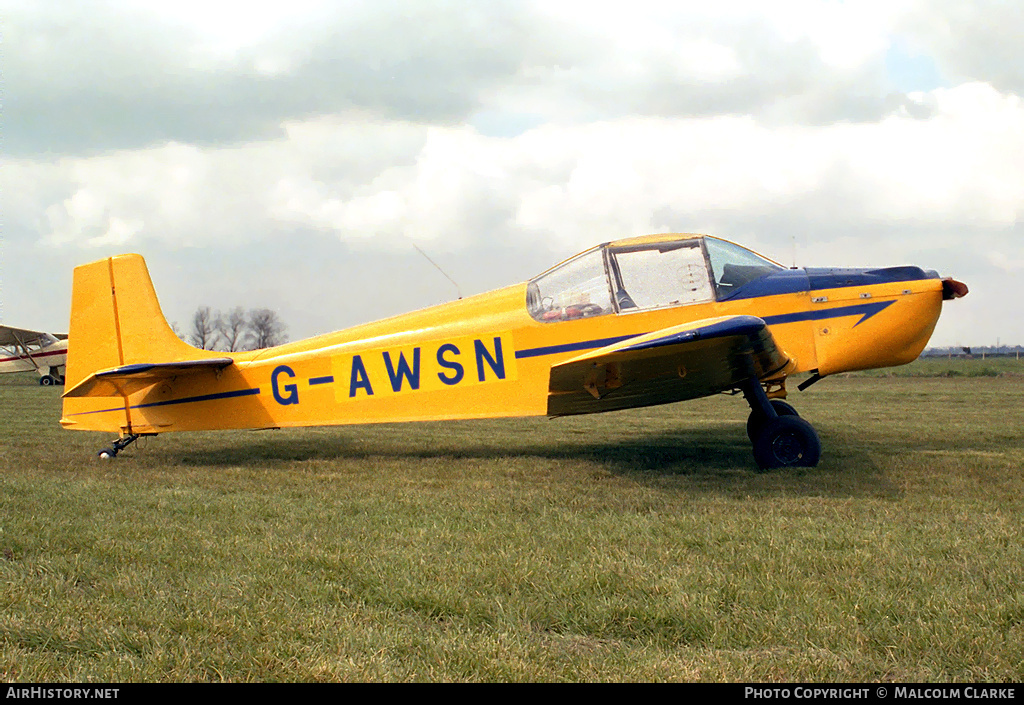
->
[[64, 254, 199, 390], [62, 254, 231, 433]]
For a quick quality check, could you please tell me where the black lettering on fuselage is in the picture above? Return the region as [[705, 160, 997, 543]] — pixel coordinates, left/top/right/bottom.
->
[[383, 348, 421, 392], [272, 365, 299, 405], [436, 343, 464, 385], [474, 337, 505, 382], [349, 354, 374, 397]]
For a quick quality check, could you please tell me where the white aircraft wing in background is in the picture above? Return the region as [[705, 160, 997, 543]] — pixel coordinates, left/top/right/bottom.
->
[[0, 325, 68, 385]]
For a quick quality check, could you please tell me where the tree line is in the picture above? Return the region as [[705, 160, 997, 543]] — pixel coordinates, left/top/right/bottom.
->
[[177, 306, 288, 351]]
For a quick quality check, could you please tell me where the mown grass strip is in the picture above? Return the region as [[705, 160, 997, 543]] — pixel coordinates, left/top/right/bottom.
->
[[0, 372, 1022, 681]]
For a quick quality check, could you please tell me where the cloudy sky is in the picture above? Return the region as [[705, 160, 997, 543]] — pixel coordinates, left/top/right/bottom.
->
[[3, 0, 1022, 348]]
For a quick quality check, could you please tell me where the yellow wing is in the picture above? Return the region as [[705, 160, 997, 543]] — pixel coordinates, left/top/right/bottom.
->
[[547, 315, 792, 416]]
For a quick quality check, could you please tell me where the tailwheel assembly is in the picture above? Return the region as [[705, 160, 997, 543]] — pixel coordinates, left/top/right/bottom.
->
[[97, 434, 142, 459]]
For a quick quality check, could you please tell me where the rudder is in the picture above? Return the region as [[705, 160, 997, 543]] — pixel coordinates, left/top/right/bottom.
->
[[62, 254, 222, 434], [64, 254, 197, 390]]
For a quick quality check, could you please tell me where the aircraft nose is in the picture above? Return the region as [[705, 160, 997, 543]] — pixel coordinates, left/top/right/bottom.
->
[[942, 278, 969, 300]]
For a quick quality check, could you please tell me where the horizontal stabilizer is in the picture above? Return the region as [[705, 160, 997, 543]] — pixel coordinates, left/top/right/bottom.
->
[[547, 315, 791, 416], [63, 358, 234, 399]]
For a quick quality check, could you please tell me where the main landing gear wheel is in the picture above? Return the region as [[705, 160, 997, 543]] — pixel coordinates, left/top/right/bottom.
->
[[746, 399, 799, 442], [752, 415, 821, 470], [738, 375, 821, 470]]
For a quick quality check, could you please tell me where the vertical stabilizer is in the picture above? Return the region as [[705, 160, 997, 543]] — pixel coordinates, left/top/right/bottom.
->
[[64, 254, 202, 390]]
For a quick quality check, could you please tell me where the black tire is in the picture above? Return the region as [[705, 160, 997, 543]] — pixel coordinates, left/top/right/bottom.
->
[[39, 376, 52, 386], [98, 448, 116, 459], [746, 399, 799, 442], [752, 415, 821, 470]]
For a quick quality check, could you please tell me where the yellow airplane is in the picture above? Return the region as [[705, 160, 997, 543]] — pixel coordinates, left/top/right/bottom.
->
[[60, 234, 967, 468]]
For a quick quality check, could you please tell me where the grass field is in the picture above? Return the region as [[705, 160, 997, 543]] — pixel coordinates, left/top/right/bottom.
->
[[1, 360, 1022, 682]]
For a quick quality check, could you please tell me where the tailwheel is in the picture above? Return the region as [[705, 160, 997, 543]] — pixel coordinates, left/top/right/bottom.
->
[[746, 399, 799, 442], [752, 415, 821, 470], [97, 434, 142, 459]]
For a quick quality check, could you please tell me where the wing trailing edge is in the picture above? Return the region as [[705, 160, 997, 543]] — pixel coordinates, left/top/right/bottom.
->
[[547, 315, 792, 416]]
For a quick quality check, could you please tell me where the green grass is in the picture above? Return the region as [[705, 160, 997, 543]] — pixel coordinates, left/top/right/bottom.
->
[[1, 370, 1022, 681]]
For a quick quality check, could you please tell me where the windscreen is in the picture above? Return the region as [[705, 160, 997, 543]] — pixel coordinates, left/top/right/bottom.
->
[[703, 237, 784, 299]]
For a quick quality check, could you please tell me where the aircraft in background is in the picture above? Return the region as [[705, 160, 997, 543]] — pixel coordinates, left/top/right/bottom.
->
[[60, 234, 967, 468], [1, 325, 68, 386]]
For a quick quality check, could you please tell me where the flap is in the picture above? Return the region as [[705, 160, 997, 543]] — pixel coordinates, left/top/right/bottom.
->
[[547, 315, 791, 416], [62, 358, 234, 399]]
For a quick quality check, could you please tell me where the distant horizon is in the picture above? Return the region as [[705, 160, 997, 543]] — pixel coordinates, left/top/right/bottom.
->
[[923, 345, 1024, 354]]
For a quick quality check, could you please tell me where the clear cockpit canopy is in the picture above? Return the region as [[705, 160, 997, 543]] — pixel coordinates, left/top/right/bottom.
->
[[527, 235, 785, 322]]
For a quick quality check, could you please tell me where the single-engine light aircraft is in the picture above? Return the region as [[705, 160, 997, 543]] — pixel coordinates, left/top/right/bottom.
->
[[1, 325, 68, 385], [61, 234, 967, 468]]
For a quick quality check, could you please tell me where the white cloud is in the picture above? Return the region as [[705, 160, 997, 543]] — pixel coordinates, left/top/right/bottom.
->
[[899, 0, 1024, 95], [8, 81, 1021, 257], [4, 0, 961, 157], [2, 0, 1022, 347]]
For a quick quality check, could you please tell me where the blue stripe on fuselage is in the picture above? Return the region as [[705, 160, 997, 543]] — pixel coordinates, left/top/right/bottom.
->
[[514, 335, 636, 359], [134, 387, 261, 409], [515, 299, 900, 360], [762, 300, 896, 327], [68, 386, 261, 416]]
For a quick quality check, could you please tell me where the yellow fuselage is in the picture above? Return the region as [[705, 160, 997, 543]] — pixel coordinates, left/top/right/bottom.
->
[[60, 236, 947, 437]]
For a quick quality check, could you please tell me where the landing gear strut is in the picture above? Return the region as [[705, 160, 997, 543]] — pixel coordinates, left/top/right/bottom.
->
[[97, 434, 142, 459], [739, 378, 820, 470]]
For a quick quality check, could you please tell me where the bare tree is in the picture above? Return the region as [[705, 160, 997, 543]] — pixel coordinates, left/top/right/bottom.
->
[[216, 306, 248, 352], [189, 306, 220, 350], [245, 308, 287, 350]]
